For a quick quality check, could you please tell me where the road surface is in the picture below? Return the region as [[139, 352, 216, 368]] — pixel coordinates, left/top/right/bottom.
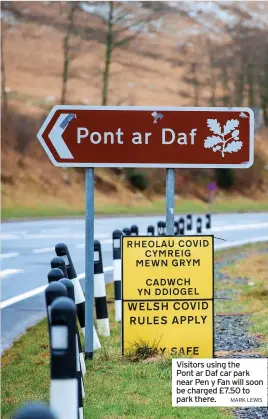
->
[[1, 213, 268, 353]]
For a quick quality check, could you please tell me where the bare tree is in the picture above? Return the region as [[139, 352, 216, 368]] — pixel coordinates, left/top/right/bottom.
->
[[190, 62, 200, 107], [221, 7, 268, 110], [206, 37, 217, 106], [60, 1, 78, 105], [181, 43, 204, 107], [102, 1, 114, 106], [174, 1, 268, 113], [1, 26, 8, 116], [220, 64, 231, 106], [260, 42, 268, 125], [231, 30, 246, 107], [101, 1, 159, 106]]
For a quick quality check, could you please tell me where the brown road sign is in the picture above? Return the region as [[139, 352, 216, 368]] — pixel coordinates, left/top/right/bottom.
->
[[37, 106, 254, 168]]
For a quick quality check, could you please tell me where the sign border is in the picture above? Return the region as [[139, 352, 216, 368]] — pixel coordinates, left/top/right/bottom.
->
[[37, 106, 254, 168], [121, 235, 215, 358]]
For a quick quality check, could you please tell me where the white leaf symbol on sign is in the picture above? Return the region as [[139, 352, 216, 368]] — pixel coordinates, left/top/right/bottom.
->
[[48, 113, 75, 159], [204, 119, 243, 158]]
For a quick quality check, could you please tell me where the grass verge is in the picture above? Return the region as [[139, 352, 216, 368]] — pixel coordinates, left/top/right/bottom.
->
[[214, 242, 268, 356], [2, 198, 268, 220], [2, 286, 233, 419], [1, 312, 232, 419], [2, 243, 268, 418], [1, 206, 84, 220]]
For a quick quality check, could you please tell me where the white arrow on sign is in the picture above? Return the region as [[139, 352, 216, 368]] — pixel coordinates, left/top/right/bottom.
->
[[48, 113, 75, 159]]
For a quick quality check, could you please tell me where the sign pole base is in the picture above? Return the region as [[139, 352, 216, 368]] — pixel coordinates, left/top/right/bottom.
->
[[85, 352, 93, 360]]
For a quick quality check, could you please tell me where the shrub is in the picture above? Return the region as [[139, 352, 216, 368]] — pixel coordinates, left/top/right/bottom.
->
[[125, 169, 149, 191], [1, 108, 42, 155], [215, 168, 235, 189], [234, 154, 266, 190], [125, 339, 161, 362]]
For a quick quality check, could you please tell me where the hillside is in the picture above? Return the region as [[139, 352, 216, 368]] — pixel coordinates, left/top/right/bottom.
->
[[1, 1, 268, 217]]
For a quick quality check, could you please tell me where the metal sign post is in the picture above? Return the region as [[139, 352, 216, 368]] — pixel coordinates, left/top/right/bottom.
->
[[85, 168, 94, 359], [166, 168, 175, 235]]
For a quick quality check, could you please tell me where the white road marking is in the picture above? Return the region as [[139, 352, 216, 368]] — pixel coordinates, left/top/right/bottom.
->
[[212, 222, 268, 233], [0, 252, 19, 259], [76, 239, 112, 249], [34, 239, 112, 253], [0, 230, 27, 236], [1, 232, 110, 241], [0, 285, 47, 309], [0, 269, 24, 279], [40, 228, 70, 234], [0, 266, 114, 309], [32, 247, 54, 254], [0, 233, 20, 240], [95, 234, 112, 239], [25, 233, 86, 239], [215, 236, 268, 250]]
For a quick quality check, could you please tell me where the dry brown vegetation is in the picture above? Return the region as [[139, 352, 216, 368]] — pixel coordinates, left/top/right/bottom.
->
[[1, 1, 268, 213]]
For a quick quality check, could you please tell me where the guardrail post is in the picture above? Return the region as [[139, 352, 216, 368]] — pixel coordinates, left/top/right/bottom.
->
[[113, 230, 122, 322], [94, 240, 110, 336], [57, 279, 85, 413], [50, 297, 78, 419], [196, 217, 202, 234], [147, 225, 155, 236], [48, 268, 64, 284], [45, 282, 67, 327], [59, 278, 86, 379], [174, 221, 179, 235], [178, 217, 185, 235], [130, 225, 139, 236], [205, 214, 211, 230], [157, 221, 166, 236], [186, 214, 192, 231], [54, 244, 101, 351], [55, 243, 77, 279], [122, 227, 131, 236], [51, 257, 68, 277]]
